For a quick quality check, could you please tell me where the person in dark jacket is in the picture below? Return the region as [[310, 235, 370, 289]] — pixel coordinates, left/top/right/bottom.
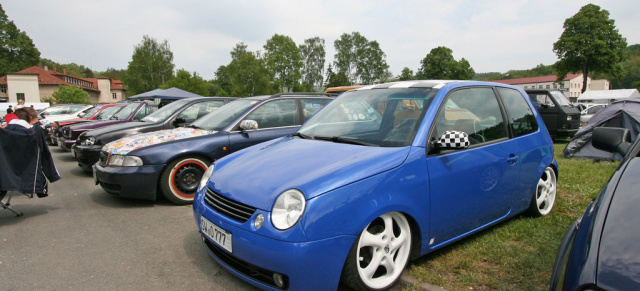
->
[[0, 108, 60, 201]]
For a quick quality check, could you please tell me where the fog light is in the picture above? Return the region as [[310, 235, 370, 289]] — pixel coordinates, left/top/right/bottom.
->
[[273, 273, 284, 288], [254, 214, 264, 229]]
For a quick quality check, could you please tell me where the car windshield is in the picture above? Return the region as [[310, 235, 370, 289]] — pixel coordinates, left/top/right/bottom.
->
[[550, 91, 572, 106], [141, 100, 186, 123], [298, 88, 437, 147], [79, 106, 99, 118], [95, 106, 123, 120], [191, 99, 260, 131], [111, 103, 139, 120]]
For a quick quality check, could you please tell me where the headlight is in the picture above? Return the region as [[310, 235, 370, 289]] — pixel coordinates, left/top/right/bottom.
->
[[198, 164, 215, 193], [108, 154, 143, 167], [271, 189, 305, 230], [84, 136, 96, 146]]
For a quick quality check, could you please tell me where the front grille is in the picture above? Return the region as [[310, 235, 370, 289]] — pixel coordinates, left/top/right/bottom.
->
[[203, 237, 289, 290], [204, 189, 256, 223], [99, 150, 109, 166]]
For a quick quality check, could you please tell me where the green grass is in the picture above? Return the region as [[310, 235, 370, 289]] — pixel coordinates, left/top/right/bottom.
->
[[406, 143, 620, 291]]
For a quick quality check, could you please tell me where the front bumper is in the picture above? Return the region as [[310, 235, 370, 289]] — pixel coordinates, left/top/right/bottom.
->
[[57, 137, 75, 151], [72, 144, 103, 171], [193, 197, 354, 291], [93, 163, 164, 201]]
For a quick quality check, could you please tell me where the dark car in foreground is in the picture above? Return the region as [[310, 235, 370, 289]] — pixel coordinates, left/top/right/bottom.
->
[[525, 89, 581, 140], [93, 93, 333, 204], [193, 81, 558, 290], [550, 127, 639, 290], [73, 97, 235, 172]]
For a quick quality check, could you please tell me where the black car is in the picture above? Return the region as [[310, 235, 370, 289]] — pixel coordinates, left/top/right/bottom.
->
[[550, 127, 639, 290], [525, 89, 581, 140], [72, 97, 235, 172]]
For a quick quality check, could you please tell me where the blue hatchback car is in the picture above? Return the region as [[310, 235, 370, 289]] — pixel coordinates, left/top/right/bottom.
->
[[193, 81, 558, 290]]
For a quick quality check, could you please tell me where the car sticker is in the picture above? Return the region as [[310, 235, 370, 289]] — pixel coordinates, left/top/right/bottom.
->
[[102, 127, 216, 155]]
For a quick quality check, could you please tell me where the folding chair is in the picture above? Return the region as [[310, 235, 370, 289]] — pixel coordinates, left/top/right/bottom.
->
[[0, 191, 24, 217]]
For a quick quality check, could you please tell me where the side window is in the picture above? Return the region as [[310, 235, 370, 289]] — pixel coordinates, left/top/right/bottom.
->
[[133, 105, 149, 120], [434, 87, 507, 145], [178, 101, 225, 123], [528, 93, 555, 107], [245, 99, 297, 129], [498, 88, 538, 137], [301, 98, 332, 121]]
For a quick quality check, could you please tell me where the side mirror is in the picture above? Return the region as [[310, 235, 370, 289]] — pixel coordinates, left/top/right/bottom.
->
[[436, 131, 470, 149], [173, 117, 186, 127], [239, 120, 258, 130], [592, 127, 631, 156]]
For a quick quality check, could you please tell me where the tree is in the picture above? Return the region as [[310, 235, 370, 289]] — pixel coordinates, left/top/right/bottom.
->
[[417, 46, 476, 80], [355, 40, 389, 84], [553, 4, 627, 93], [217, 43, 272, 97], [0, 4, 40, 76], [125, 35, 175, 95], [51, 85, 91, 104], [333, 32, 368, 84], [417, 46, 457, 79], [398, 67, 415, 81], [299, 37, 326, 91], [324, 65, 350, 88], [263, 34, 302, 92], [160, 69, 209, 96]]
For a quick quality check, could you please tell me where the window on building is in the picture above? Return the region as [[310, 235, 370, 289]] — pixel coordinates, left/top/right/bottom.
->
[[546, 85, 550, 89], [538, 85, 543, 89], [553, 84, 557, 89], [16, 93, 25, 101], [112, 93, 117, 99], [0, 85, 6, 93]]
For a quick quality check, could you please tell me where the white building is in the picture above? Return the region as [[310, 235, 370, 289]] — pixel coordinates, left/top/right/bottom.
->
[[493, 74, 610, 103]]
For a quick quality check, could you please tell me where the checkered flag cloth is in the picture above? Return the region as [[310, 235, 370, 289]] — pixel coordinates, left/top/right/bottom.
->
[[438, 131, 470, 148]]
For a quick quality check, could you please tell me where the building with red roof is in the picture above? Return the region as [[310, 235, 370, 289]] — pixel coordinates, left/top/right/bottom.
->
[[492, 74, 610, 102], [0, 65, 126, 104]]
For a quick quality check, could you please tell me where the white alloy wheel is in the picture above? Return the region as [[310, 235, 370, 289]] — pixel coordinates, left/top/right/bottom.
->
[[343, 211, 412, 290], [531, 166, 557, 216]]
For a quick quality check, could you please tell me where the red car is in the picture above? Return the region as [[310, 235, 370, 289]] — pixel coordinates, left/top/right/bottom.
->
[[46, 104, 125, 146]]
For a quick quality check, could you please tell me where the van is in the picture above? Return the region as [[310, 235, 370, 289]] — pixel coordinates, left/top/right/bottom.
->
[[525, 89, 581, 140]]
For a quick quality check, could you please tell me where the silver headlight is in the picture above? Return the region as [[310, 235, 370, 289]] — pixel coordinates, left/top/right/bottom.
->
[[108, 154, 143, 167], [198, 164, 215, 193], [271, 189, 305, 230], [84, 136, 96, 146]]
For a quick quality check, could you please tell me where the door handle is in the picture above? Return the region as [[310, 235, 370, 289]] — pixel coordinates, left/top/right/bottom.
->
[[507, 154, 519, 164]]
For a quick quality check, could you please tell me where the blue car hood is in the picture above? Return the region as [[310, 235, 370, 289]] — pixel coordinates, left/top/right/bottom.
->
[[210, 137, 412, 210]]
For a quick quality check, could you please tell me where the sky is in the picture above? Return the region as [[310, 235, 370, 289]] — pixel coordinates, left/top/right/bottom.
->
[[3, 0, 639, 80]]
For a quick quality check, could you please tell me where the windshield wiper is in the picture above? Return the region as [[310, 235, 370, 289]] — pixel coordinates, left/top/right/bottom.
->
[[314, 135, 379, 147], [292, 132, 313, 139]]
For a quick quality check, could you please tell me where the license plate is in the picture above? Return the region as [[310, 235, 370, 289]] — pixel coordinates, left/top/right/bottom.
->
[[201, 216, 233, 253]]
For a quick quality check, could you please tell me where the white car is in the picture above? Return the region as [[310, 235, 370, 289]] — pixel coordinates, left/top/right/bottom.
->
[[580, 104, 606, 125], [38, 104, 94, 126]]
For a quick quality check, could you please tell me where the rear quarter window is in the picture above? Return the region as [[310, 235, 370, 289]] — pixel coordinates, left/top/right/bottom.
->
[[498, 88, 538, 137]]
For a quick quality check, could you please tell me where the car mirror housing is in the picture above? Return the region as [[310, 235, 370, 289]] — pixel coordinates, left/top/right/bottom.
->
[[239, 120, 258, 131], [173, 117, 186, 127], [436, 131, 470, 149], [592, 127, 631, 156]]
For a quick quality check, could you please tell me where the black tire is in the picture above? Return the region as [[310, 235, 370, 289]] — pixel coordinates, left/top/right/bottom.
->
[[160, 156, 211, 205], [341, 212, 412, 291]]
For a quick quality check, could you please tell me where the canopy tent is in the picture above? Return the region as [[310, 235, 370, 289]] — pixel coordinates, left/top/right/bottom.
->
[[127, 88, 202, 101], [577, 89, 640, 104], [563, 99, 640, 161]]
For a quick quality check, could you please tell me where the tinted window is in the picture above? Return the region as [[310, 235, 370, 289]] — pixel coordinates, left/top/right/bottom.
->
[[434, 87, 507, 145], [499, 88, 538, 137], [301, 99, 332, 120], [192, 99, 260, 131], [527, 93, 556, 107], [178, 100, 226, 123], [246, 99, 297, 129]]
